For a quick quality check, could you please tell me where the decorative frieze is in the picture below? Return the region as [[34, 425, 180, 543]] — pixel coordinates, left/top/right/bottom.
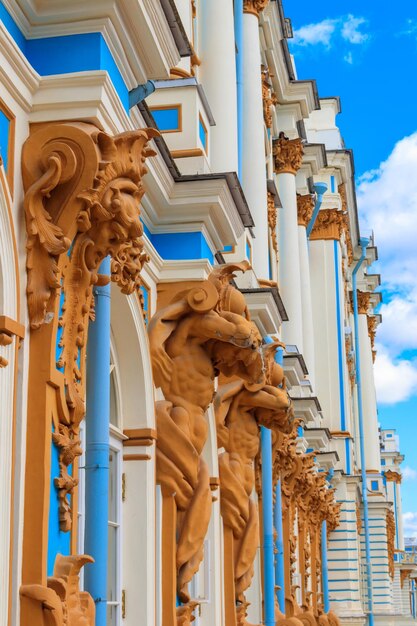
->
[[339, 184, 354, 265], [297, 193, 315, 228], [272, 135, 304, 175], [243, 0, 269, 17]]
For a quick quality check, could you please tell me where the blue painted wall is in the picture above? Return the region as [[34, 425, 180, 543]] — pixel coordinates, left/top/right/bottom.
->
[[47, 429, 71, 576], [0, 109, 10, 172], [0, 3, 128, 109]]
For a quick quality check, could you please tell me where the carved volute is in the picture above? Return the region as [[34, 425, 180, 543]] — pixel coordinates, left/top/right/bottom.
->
[[22, 122, 157, 533]]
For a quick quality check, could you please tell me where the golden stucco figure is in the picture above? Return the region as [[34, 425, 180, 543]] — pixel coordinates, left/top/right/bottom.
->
[[148, 262, 264, 623]]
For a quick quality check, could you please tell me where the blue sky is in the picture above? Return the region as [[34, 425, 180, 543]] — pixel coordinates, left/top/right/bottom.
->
[[288, 1, 417, 536]]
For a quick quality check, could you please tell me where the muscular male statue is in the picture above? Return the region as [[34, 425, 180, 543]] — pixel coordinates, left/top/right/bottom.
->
[[148, 263, 264, 610]]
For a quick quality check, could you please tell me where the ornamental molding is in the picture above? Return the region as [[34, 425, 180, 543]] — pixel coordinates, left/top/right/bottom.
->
[[386, 510, 395, 579], [273, 136, 304, 175], [309, 208, 344, 241], [267, 191, 278, 259], [243, 0, 269, 17], [297, 193, 315, 228], [262, 69, 278, 129], [23, 121, 157, 532], [385, 469, 402, 484], [400, 569, 413, 588]]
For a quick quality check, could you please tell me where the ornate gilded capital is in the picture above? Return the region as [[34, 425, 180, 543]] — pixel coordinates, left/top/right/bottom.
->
[[297, 193, 315, 227], [400, 569, 413, 588], [356, 290, 371, 315], [243, 0, 269, 17], [309, 209, 344, 241], [273, 136, 304, 175], [262, 69, 278, 129], [267, 191, 278, 258], [385, 469, 402, 484]]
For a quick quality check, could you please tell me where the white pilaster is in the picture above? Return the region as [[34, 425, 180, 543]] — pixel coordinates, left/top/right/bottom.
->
[[241, 10, 269, 279], [277, 173, 303, 350], [357, 314, 381, 472], [199, 0, 238, 173], [298, 225, 315, 386]]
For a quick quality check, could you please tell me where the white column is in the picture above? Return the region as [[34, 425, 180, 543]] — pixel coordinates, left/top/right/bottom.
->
[[200, 0, 238, 173], [277, 173, 303, 350], [357, 313, 381, 472], [395, 481, 404, 551], [241, 8, 269, 279], [297, 195, 315, 385]]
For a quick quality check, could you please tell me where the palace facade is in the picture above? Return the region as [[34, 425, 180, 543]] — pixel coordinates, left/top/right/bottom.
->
[[0, 1, 415, 626]]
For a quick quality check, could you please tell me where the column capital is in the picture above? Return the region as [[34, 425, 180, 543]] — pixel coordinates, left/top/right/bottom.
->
[[273, 136, 304, 175], [350, 290, 371, 315], [243, 0, 269, 17], [297, 193, 315, 227], [309, 208, 344, 241]]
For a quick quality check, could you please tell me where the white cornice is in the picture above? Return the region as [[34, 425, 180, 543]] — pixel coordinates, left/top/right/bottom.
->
[[0, 22, 39, 111], [261, 4, 318, 118], [4, 0, 180, 86], [30, 71, 131, 134]]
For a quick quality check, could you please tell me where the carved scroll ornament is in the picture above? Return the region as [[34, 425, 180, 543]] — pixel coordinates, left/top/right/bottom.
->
[[23, 122, 157, 531]]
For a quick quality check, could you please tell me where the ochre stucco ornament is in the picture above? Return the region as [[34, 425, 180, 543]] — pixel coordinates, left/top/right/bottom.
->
[[20, 554, 94, 626], [148, 262, 264, 624]]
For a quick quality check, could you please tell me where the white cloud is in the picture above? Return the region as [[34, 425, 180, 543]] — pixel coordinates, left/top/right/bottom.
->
[[400, 19, 417, 37], [293, 18, 337, 47], [292, 14, 369, 51], [374, 345, 417, 404], [341, 15, 369, 44], [344, 51, 353, 64], [403, 512, 417, 537], [357, 132, 417, 404], [403, 466, 417, 480]]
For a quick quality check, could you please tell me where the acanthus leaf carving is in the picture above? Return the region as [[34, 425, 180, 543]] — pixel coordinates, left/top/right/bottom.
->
[[23, 122, 158, 531], [243, 0, 269, 17], [273, 135, 304, 175]]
